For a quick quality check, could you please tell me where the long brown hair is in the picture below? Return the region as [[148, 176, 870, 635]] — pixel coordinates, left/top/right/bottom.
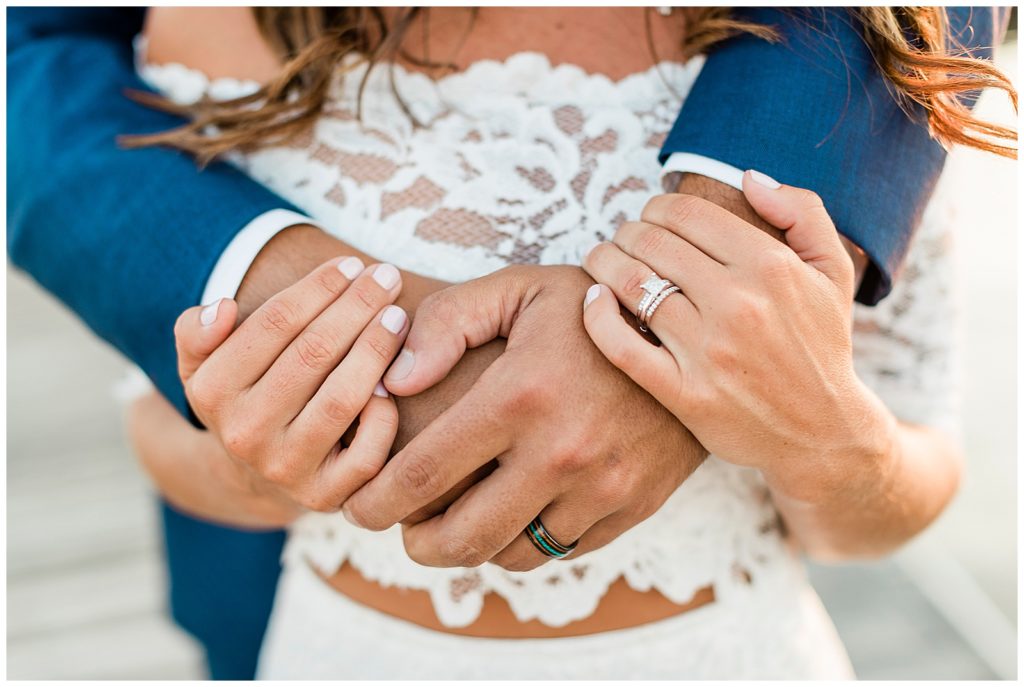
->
[[122, 7, 1017, 163]]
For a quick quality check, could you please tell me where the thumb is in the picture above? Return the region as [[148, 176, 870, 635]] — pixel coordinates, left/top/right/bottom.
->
[[174, 298, 239, 384], [741, 170, 854, 291], [383, 271, 522, 396]]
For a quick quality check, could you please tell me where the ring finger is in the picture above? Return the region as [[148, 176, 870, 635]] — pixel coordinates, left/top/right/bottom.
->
[[612, 221, 726, 306], [489, 496, 609, 572], [583, 241, 698, 350], [400, 464, 555, 568]]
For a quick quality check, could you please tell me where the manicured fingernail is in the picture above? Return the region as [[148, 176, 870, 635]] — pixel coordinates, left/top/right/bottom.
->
[[338, 256, 365, 279], [373, 263, 400, 290], [373, 381, 388, 398], [386, 348, 415, 381], [747, 169, 781, 189], [200, 299, 222, 326], [584, 284, 602, 309], [380, 305, 407, 334]]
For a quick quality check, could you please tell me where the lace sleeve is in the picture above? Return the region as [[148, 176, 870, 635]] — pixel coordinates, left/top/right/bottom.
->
[[850, 192, 962, 441]]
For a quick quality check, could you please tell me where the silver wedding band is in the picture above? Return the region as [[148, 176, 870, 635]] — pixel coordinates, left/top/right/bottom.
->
[[636, 272, 680, 332]]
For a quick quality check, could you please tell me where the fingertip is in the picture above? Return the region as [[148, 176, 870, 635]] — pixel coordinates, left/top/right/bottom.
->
[[745, 169, 781, 191], [382, 348, 419, 396], [581, 285, 627, 346], [198, 297, 237, 327], [177, 299, 237, 361], [583, 283, 603, 310], [380, 304, 409, 336]]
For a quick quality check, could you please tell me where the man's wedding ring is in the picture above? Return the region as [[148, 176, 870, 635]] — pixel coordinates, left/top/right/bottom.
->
[[637, 272, 680, 332], [525, 516, 578, 559]]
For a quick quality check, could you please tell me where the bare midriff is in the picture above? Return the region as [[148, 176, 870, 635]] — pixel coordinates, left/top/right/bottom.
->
[[322, 562, 714, 638], [144, 5, 709, 638]]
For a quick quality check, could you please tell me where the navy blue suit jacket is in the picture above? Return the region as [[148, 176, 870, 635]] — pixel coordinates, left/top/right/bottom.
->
[[6, 6, 1003, 679]]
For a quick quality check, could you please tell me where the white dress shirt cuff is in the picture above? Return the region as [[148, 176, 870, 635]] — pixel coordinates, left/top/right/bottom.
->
[[661, 152, 746, 193], [200, 209, 322, 305]]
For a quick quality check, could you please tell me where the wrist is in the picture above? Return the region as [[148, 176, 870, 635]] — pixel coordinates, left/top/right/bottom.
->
[[764, 380, 899, 505], [236, 223, 449, 319]]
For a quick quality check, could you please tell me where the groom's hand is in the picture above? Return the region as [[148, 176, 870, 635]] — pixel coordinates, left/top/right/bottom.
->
[[342, 265, 704, 571]]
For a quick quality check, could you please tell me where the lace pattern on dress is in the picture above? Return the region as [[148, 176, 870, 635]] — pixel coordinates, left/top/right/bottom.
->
[[138, 49, 960, 628]]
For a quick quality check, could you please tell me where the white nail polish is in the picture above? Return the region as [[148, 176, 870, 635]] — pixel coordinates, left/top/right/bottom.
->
[[380, 305, 407, 334], [338, 256, 365, 279], [748, 169, 781, 189], [373, 263, 400, 290], [373, 381, 388, 398], [387, 349, 415, 381], [584, 284, 602, 309], [200, 299, 221, 326]]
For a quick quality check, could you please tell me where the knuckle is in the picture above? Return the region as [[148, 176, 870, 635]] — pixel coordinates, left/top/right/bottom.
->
[[596, 466, 634, 506], [261, 459, 293, 487], [319, 388, 359, 425], [418, 290, 463, 329], [257, 299, 299, 335], [706, 332, 740, 368], [549, 446, 589, 476], [621, 266, 651, 300], [396, 452, 446, 500], [349, 282, 381, 312], [663, 194, 707, 229], [726, 293, 768, 329], [311, 267, 345, 298], [341, 497, 383, 530], [634, 225, 668, 258], [440, 535, 487, 568], [503, 374, 549, 415], [363, 332, 395, 367], [351, 456, 383, 485], [221, 422, 257, 459], [294, 329, 336, 371], [372, 404, 400, 434], [754, 248, 794, 280]]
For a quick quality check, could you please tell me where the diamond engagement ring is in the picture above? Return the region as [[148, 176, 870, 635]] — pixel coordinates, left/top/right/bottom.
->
[[636, 272, 680, 332]]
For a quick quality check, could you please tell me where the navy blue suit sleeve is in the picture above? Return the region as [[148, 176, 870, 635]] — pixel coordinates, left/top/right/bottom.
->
[[7, 7, 303, 416], [660, 7, 1006, 305]]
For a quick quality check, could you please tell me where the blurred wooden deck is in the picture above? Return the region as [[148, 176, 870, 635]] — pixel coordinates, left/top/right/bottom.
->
[[6, 270, 206, 679]]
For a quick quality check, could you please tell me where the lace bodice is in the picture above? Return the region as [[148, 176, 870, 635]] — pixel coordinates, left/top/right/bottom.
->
[[139, 49, 960, 628]]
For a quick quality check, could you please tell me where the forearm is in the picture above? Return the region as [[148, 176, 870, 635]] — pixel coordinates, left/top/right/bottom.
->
[[127, 390, 301, 529], [766, 398, 962, 561]]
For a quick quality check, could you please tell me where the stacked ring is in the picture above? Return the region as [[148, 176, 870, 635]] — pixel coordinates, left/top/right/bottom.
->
[[636, 272, 681, 332], [525, 516, 578, 559]]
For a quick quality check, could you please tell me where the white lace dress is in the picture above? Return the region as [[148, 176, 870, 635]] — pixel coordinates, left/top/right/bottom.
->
[[138, 50, 960, 679]]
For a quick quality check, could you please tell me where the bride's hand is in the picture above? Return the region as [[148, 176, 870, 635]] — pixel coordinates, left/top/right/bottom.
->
[[127, 388, 304, 529], [174, 257, 408, 513], [581, 173, 890, 500]]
